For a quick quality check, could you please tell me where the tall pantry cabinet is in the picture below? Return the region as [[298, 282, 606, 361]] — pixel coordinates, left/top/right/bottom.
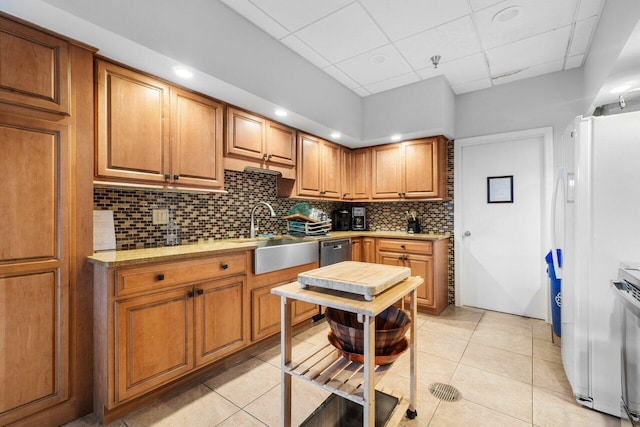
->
[[0, 14, 94, 426]]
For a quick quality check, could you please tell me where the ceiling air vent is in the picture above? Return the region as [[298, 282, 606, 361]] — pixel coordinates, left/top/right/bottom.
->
[[491, 68, 527, 80]]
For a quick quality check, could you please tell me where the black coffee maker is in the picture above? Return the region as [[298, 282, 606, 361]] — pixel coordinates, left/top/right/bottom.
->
[[332, 208, 350, 231]]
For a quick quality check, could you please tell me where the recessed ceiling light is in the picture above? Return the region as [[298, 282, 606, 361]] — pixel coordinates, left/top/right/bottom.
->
[[369, 54, 388, 65], [391, 134, 402, 142], [275, 109, 288, 117], [173, 66, 193, 79], [611, 84, 631, 94], [331, 132, 341, 139], [492, 6, 521, 23]]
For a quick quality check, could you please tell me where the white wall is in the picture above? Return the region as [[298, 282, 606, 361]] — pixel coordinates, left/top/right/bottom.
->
[[361, 76, 455, 145]]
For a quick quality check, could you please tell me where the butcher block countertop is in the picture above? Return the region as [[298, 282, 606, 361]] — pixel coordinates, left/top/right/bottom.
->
[[298, 261, 410, 301]]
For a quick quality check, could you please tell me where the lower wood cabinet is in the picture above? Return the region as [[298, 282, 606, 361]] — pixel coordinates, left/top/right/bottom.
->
[[362, 237, 376, 263], [350, 237, 362, 261]]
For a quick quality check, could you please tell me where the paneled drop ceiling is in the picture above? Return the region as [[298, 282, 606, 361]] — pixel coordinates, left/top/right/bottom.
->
[[220, 0, 604, 96]]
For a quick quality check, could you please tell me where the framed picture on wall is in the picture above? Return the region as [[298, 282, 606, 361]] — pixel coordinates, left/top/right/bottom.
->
[[487, 175, 514, 203]]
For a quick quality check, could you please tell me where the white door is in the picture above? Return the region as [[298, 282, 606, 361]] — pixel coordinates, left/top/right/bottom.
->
[[455, 128, 553, 319]]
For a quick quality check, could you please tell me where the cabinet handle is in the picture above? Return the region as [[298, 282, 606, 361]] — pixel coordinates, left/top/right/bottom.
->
[[263, 153, 269, 160], [221, 262, 229, 270], [400, 244, 406, 249], [156, 274, 165, 281], [267, 154, 273, 159], [164, 174, 170, 181], [187, 290, 195, 298], [173, 174, 180, 181], [196, 289, 204, 296]]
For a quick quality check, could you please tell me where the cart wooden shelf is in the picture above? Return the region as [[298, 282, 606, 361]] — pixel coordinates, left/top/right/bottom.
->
[[272, 274, 423, 427]]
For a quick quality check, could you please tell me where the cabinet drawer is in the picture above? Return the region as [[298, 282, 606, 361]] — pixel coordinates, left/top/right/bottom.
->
[[115, 253, 247, 297], [376, 239, 432, 254]]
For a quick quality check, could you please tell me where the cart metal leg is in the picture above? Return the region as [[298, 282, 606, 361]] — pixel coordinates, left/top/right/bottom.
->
[[363, 313, 376, 427], [407, 288, 418, 419], [281, 297, 292, 427]]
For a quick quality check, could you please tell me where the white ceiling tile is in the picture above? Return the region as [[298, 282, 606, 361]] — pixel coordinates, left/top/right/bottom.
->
[[295, 3, 388, 63], [474, 0, 579, 49], [323, 65, 361, 89], [360, 0, 470, 41], [469, 0, 507, 12], [364, 72, 420, 94], [418, 53, 490, 86], [569, 16, 597, 56], [451, 77, 493, 94], [492, 59, 563, 85], [249, 0, 352, 32], [281, 35, 331, 68], [576, 0, 604, 20], [486, 26, 571, 76], [220, 0, 289, 39], [394, 16, 482, 69], [415, 66, 445, 82], [336, 44, 413, 86], [353, 87, 371, 96], [565, 53, 585, 70]]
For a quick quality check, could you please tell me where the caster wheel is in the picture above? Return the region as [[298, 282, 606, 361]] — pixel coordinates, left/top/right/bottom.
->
[[406, 409, 418, 419]]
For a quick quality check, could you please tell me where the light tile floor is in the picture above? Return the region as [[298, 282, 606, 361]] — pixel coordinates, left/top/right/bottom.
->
[[65, 306, 619, 427]]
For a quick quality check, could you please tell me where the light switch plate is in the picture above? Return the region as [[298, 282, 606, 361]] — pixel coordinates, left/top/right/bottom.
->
[[153, 209, 169, 225]]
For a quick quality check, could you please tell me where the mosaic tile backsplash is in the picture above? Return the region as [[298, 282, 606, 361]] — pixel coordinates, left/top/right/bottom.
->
[[94, 140, 455, 302]]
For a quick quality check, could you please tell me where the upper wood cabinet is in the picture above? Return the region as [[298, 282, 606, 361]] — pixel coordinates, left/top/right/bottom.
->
[[95, 60, 224, 191], [0, 16, 70, 115], [224, 107, 296, 178], [351, 148, 371, 200], [371, 136, 447, 200], [297, 133, 341, 199]]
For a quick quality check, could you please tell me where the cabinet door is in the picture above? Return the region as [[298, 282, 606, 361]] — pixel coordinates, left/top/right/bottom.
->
[[225, 107, 266, 161], [115, 288, 193, 402], [171, 88, 224, 189], [371, 144, 402, 199], [0, 116, 69, 425], [351, 238, 362, 261], [266, 121, 296, 166], [377, 251, 405, 267], [352, 148, 371, 200], [0, 16, 70, 114], [251, 285, 282, 341], [297, 133, 322, 197], [403, 139, 439, 198], [341, 148, 352, 199], [96, 61, 170, 183], [292, 300, 317, 325], [321, 141, 342, 199], [195, 276, 248, 366], [405, 254, 434, 307], [362, 238, 376, 263]]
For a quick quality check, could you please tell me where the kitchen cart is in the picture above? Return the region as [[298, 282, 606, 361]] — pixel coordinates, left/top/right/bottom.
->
[[271, 268, 422, 427]]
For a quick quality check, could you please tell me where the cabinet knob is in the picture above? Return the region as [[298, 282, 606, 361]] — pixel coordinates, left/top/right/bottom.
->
[[263, 153, 269, 160], [156, 274, 165, 281], [267, 154, 273, 159], [400, 244, 406, 249], [196, 289, 204, 296], [221, 262, 229, 270], [164, 174, 170, 181], [173, 174, 180, 181], [187, 290, 195, 298]]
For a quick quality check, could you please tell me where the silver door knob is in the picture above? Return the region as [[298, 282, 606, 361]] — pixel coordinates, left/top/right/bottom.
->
[[463, 231, 471, 237]]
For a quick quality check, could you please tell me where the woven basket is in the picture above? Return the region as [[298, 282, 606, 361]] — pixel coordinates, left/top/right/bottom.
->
[[324, 306, 411, 355]]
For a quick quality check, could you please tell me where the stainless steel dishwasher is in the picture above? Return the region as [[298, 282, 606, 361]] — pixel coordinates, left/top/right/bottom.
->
[[320, 238, 351, 267]]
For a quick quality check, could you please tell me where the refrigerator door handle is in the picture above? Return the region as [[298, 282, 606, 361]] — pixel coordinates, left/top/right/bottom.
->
[[550, 169, 564, 279]]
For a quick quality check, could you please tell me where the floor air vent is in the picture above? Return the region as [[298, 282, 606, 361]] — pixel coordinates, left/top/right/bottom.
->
[[428, 383, 461, 402]]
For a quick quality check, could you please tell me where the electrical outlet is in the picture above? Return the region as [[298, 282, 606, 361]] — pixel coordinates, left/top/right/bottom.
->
[[152, 209, 169, 225]]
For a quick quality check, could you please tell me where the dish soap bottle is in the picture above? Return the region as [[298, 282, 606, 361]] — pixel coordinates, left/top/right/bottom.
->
[[166, 212, 180, 246]]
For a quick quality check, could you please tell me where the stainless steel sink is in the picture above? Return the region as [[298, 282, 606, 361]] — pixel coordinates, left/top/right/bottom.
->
[[252, 238, 318, 274]]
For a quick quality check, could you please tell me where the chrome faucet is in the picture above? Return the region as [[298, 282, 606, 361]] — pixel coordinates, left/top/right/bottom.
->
[[250, 201, 276, 238]]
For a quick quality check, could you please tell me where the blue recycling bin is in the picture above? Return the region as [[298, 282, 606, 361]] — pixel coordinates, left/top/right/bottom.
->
[[545, 249, 562, 337]]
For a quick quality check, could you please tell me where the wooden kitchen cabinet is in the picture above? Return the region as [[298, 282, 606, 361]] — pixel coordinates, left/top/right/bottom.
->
[[341, 147, 353, 199], [371, 137, 447, 200], [296, 133, 342, 199], [362, 237, 376, 263], [95, 60, 225, 190], [352, 148, 371, 200], [224, 107, 296, 178], [249, 262, 319, 341], [350, 237, 362, 261], [376, 238, 449, 314], [0, 15, 94, 426], [92, 251, 250, 422]]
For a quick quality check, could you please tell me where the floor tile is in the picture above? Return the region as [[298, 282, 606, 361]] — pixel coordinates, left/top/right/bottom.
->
[[122, 383, 239, 427], [532, 321, 553, 342], [253, 337, 316, 368], [422, 317, 477, 341], [439, 305, 484, 322], [532, 358, 572, 395], [417, 328, 469, 362], [387, 349, 458, 387], [460, 342, 532, 383], [62, 414, 125, 427], [533, 386, 619, 427], [293, 321, 330, 346], [533, 338, 562, 364], [202, 357, 281, 407], [471, 324, 533, 356], [216, 410, 267, 426], [429, 398, 532, 427], [478, 312, 533, 337], [377, 375, 441, 426], [450, 364, 532, 423]]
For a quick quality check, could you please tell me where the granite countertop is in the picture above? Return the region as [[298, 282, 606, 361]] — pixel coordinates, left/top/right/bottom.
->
[[87, 231, 450, 267]]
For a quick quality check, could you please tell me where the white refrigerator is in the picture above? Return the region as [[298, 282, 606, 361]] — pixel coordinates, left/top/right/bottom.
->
[[552, 111, 640, 417]]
